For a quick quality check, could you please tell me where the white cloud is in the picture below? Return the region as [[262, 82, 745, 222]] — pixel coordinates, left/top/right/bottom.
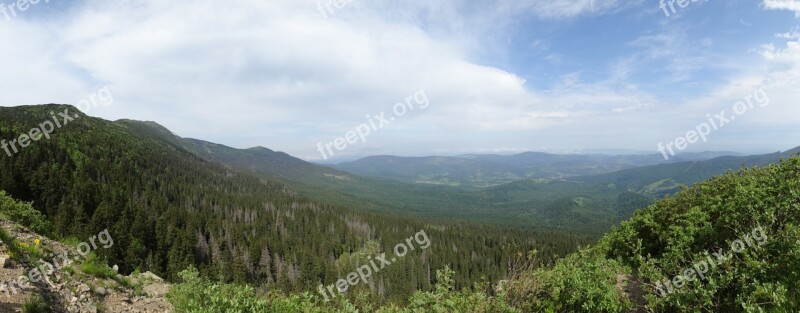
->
[[524, 0, 625, 18], [0, 0, 795, 159], [762, 35, 800, 90], [763, 0, 800, 17]]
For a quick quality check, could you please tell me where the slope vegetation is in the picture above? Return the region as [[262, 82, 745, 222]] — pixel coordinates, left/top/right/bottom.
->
[[0, 104, 583, 303], [505, 156, 800, 312], [159, 145, 800, 312]]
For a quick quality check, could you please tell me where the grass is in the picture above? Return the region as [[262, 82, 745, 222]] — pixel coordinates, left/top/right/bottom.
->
[[79, 254, 117, 279], [16, 240, 46, 260], [22, 295, 52, 313]]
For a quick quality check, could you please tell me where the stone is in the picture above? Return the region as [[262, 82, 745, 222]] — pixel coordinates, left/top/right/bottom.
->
[[141, 271, 164, 282]]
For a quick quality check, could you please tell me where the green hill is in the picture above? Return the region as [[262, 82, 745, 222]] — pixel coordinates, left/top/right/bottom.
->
[[113, 120, 644, 233], [163, 153, 800, 312], [0, 104, 583, 303], [113, 118, 797, 236], [504, 156, 800, 312], [575, 149, 799, 197]]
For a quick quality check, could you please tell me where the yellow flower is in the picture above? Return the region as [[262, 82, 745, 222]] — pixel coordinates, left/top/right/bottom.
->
[[34, 239, 41, 246]]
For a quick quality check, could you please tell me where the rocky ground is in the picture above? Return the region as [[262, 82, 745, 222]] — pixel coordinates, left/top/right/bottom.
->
[[0, 221, 172, 313]]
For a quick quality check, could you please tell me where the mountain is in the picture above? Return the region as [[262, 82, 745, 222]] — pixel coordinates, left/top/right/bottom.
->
[[332, 151, 732, 188], [114, 118, 799, 234], [574, 147, 800, 197], [128, 130, 648, 233], [125, 144, 800, 312], [0, 104, 583, 303]]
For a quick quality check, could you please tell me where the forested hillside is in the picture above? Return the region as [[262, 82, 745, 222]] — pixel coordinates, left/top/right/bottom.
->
[[0, 104, 585, 303], [134, 120, 796, 235], [163, 148, 800, 312], [502, 156, 800, 312], [575, 147, 800, 197], [120, 126, 653, 234]]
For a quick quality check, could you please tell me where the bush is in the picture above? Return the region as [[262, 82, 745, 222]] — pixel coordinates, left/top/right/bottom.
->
[[404, 266, 518, 313], [504, 248, 632, 313], [167, 266, 517, 313], [0, 190, 52, 236], [22, 295, 52, 313], [79, 253, 117, 279], [600, 158, 800, 312], [168, 266, 276, 313]]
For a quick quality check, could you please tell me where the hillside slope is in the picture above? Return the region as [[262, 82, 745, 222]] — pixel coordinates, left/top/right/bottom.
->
[[115, 119, 797, 235], [574, 147, 800, 197], [114, 120, 646, 233], [0, 182, 172, 312], [152, 152, 800, 312], [504, 156, 800, 312], [0, 104, 582, 303]]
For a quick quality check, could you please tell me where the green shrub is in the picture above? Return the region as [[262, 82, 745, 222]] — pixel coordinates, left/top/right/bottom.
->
[[404, 266, 518, 313], [168, 266, 275, 313], [599, 158, 800, 312], [168, 266, 516, 313], [504, 248, 632, 313], [79, 253, 117, 279], [22, 295, 51, 313], [0, 190, 52, 236]]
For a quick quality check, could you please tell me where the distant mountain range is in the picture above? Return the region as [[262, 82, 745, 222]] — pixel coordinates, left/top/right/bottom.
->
[[106, 117, 800, 234], [331, 151, 742, 188]]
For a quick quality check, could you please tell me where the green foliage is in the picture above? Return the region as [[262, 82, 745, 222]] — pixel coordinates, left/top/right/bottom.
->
[[0, 227, 46, 261], [504, 248, 632, 313], [0, 105, 583, 302], [5, 104, 797, 312], [168, 266, 323, 313], [79, 253, 117, 279], [0, 190, 52, 236], [595, 157, 800, 312], [22, 295, 52, 313], [404, 266, 518, 313], [16, 240, 45, 261], [168, 266, 517, 313], [500, 157, 800, 312], [178, 129, 667, 234]]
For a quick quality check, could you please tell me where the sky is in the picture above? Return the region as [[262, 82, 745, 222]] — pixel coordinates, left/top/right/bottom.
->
[[1, 0, 799, 161]]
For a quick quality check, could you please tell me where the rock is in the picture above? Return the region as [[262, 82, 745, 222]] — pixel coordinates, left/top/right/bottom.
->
[[141, 271, 164, 282], [113, 264, 119, 272], [94, 286, 107, 296], [0, 255, 10, 268]]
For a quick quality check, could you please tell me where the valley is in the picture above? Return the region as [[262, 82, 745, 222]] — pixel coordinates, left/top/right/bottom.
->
[[0, 104, 797, 312]]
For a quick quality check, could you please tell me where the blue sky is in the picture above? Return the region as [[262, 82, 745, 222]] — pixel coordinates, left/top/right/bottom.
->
[[1, 0, 799, 161]]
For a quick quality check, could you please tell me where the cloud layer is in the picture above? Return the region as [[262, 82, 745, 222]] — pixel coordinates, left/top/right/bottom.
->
[[0, 0, 798, 160]]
